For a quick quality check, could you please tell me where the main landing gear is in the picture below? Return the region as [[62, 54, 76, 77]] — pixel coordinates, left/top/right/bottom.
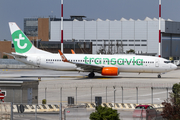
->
[[157, 74, 161, 78], [88, 72, 95, 78]]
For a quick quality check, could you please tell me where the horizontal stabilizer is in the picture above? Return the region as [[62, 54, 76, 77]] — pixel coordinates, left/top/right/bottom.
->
[[3, 52, 27, 58]]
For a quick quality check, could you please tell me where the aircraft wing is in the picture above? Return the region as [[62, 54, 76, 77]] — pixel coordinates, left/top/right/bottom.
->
[[58, 50, 103, 72], [3, 52, 27, 58], [74, 62, 103, 72]]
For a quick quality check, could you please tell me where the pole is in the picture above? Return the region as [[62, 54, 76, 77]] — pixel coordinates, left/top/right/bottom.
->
[[21, 88, 22, 104], [61, 0, 64, 52], [35, 104, 37, 120], [13, 88, 14, 103], [91, 87, 92, 103], [158, 0, 161, 57], [59, 103, 62, 120], [76, 87, 77, 105], [122, 87, 123, 103], [167, 87, 168, 102], [72, 39, 75, 52], [10, 103, 13, 120], [45, 87, 47, 102], [106, 86, 107, 103], [151, 87, 153, 104], [64, 108, 66, 120], [114, 87, 116, 108], [136, 87, 138, 104], [60, 87, 62, 103], [74, 40, 75, 52]]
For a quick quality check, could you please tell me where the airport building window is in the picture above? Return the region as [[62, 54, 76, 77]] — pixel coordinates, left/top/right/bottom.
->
[[116, 40, 121, 42], [79, 43, 84, 48], [141, 40, 147, 42], [141, 44, 147, 46], [123, 44, 127, 46], [135, 44, 140, 46], [97, 44, 102, 46], [135, 40, 140, 42]]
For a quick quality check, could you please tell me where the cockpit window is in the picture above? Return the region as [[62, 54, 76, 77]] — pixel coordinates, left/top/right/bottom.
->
[[164, 61, 171, 64]]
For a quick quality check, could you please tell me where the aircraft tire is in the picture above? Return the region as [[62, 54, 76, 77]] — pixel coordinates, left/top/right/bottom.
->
[[88, 72, 95, 78], [158, 74, 161, 78]]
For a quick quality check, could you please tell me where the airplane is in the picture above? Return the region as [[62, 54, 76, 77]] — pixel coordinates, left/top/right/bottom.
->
[[6, 22, 177, 78]]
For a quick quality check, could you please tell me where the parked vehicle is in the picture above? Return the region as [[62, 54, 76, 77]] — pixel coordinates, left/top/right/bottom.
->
[[132, 105, 156, 120]]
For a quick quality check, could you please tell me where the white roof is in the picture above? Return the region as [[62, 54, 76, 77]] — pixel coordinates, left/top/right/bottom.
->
[[120, 17, 127, 21]]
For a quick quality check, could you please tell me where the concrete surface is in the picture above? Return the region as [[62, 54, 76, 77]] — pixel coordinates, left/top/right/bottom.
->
[[0, 68, 179, 120]]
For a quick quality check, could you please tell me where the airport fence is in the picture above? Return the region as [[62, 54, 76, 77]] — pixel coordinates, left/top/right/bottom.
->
[[8, 81, 173, 120], [38, 82, 173, 105]]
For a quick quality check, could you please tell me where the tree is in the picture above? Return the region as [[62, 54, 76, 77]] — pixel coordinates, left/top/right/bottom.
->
[[161, 83, 180, 120], [3, 55, 8, 59], [89, 106, 120, 120]]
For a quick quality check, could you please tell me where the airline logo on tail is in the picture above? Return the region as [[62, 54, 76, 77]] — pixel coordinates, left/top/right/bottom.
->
[[14, 34, 27, 49], [11, 30, 32, 53]]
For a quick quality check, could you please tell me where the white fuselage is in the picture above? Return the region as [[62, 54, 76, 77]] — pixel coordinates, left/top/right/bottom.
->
[[15, 53, 177, 74]]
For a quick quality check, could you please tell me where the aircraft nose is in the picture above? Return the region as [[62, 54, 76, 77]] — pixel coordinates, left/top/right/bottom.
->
[[172, 64, 177, 70]]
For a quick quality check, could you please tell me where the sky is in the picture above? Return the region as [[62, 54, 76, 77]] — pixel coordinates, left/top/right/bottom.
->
[[1, 0, 180, 40]]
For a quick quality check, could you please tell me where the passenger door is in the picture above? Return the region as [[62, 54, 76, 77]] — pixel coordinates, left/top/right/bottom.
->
[[36, 56, 41, 66], [155, 59, 159, 67]]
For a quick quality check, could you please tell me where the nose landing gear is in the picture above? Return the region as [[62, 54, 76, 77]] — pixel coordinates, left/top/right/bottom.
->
[[157, 74, 161, 78]]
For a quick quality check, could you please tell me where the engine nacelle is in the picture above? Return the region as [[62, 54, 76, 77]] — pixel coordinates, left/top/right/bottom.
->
[[101, 67, 119, 76]]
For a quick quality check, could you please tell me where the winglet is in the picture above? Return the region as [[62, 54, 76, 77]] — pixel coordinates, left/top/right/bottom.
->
[[58, 50, 69, 62], [71, 49, 75, 54]]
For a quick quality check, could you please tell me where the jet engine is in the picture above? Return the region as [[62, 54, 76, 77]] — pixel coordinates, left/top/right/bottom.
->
[[101, 67, 119, 76]]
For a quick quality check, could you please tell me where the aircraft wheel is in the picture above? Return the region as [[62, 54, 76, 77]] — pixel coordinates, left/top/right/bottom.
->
[[158, 74, 161, 78], [88, 72, 95, 78]]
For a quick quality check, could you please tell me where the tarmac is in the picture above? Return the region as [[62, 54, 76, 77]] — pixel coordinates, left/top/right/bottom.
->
[[0, 68, 179, 120], [0, 68, 179, 104]]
